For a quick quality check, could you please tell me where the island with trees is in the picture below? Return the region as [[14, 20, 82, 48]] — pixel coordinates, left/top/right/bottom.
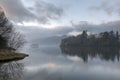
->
[[60, 30, 120, 62]]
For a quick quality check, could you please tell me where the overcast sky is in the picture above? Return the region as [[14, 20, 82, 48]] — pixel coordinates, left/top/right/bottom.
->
[[1, 1, 120, 79], [0, 0, 120, 40]]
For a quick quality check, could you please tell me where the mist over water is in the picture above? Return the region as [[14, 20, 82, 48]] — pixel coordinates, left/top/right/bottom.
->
[[19, 39, 120, 80]]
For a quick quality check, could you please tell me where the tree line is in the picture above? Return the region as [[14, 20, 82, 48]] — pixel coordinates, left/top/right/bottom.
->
[[61, 30, 120, 47], [60, 30, 120, 62]]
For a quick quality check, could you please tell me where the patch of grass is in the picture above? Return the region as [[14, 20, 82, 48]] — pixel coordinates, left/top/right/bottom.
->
[[0, 51, 29, 62]]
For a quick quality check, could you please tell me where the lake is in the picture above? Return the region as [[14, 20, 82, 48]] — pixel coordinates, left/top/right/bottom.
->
[[1, 43, 120, 80]]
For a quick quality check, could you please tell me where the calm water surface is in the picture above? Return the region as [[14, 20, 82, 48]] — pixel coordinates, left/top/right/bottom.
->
[[1, 43, 120, 80]]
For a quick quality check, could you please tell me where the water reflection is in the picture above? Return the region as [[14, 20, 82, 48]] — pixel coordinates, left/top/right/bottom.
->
[[61, 46, 120, 62], [0, 62, 24, 80], [22, 44, 120, 80]]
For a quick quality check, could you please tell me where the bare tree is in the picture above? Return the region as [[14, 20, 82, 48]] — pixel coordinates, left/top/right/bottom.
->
[[0, 7, 25, 52], [0, 11, 13, 37], [8, 31, 26, 51]]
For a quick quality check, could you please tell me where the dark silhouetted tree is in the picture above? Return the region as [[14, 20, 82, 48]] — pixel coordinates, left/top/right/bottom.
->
[[0, 7, 25, 52], [61, 31, 120, 47]]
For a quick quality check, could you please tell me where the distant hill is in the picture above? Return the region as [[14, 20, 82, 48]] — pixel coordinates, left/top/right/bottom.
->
[[30, 35, 67, 45]]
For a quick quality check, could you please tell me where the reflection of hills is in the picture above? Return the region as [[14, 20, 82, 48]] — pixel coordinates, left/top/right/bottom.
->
[[61, 46, 120, 62], [0, 62, 24, 80]]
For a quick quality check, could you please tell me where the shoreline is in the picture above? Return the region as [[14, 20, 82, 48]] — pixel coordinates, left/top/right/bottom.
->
[[0, 52, 29, 62]]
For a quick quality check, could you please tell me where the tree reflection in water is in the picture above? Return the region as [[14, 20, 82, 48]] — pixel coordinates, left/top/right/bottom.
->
[[61, 46, 120, 62], [0, 62, 24, 80]]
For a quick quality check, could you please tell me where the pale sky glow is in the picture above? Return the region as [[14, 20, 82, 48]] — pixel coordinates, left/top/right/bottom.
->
[[0, 6, 3, 12], [68, 31, 82, 36], [16, 21, 63, 29]]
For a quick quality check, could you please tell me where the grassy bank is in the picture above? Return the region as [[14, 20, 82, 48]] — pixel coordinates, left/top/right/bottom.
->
[[0, 51, 29, 62]]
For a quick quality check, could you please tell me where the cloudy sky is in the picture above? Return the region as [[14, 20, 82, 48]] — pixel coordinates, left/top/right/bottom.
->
[[1, 1, 120, 80], [0, 0, 120, 40]]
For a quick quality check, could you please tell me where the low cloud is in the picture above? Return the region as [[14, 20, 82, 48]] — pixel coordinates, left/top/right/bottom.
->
[[34, 0, 63, 20], [17, 25, 73, 41], [0, 0, 36, 22], [17, 20, 120, 41], [72, 20, 120, 33], [0, 0, 63, 24], [89, 0, 120, 16]]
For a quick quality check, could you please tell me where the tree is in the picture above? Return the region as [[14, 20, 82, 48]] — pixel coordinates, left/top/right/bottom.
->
[[61, 30, 120, 47], [8, 31, 25, 50], [80, 30, 88, 46], [0, 7, 25, 52], [0, 10, 13, 37], [116, 31, 119, 40], [0, 35, 7, 48]]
